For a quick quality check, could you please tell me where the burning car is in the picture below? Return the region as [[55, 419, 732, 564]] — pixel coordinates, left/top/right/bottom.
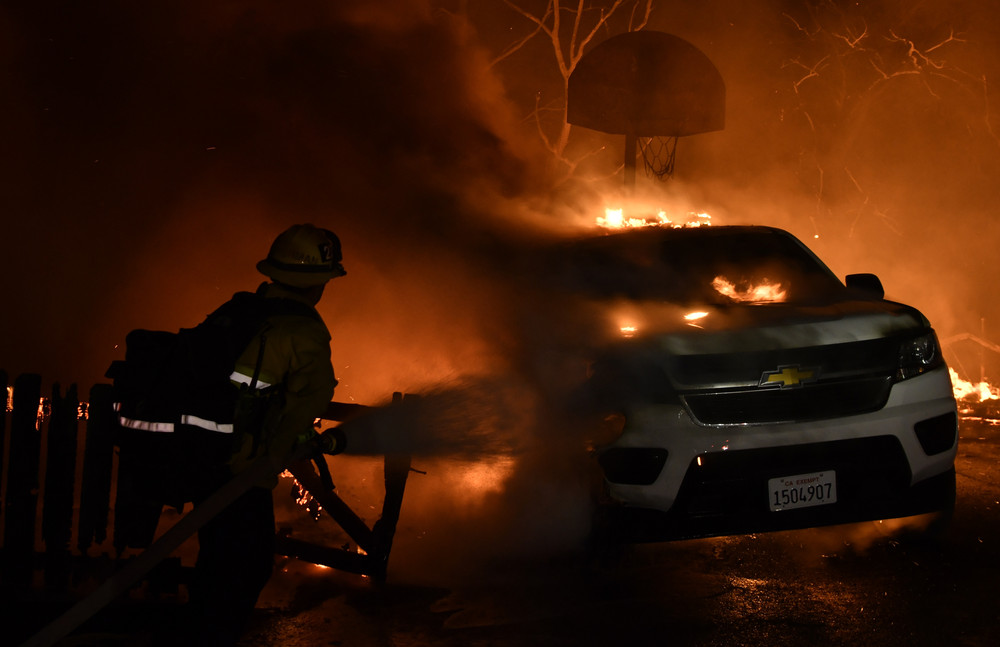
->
[[534, 224, 958, 542]]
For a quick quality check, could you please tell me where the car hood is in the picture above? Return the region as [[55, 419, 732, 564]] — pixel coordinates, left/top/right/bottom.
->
[[615, 298, 930, 356]]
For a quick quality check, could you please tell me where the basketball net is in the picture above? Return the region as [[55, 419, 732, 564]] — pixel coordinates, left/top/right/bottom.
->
[[638, 135, 678, 180]]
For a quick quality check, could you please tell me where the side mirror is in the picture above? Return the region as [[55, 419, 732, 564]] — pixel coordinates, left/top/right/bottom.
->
[[845, 273, 885, 299]]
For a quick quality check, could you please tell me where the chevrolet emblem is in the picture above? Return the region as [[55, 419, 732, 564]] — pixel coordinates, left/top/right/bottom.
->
[[759, 365, 817, 388]]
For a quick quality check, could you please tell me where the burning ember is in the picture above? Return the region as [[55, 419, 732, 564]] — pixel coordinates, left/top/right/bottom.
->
[[37, 398, 50, 430], [712, 276, 787, 303], [281, 469, 324, 522], [3, 386, 88, 422]]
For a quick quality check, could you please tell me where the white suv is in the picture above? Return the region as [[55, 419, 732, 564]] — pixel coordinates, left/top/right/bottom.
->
[[546, 225, 958, 541]]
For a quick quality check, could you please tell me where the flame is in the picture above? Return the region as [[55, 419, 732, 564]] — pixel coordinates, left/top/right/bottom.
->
[[684, 311, 709, 329], [950, 367, 998, 402], [712, 276, 787, 303], [684, 212, 713, 227], [620, 324, 637, 338], [596, 208, 711, 229], [599, 208, 624, 228]]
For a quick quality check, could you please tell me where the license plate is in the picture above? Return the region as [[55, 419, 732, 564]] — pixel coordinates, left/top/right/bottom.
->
[[768, 470, 837, 511]]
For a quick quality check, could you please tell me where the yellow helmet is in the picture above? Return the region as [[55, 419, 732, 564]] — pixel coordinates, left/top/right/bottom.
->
[[256, 224, 347, 287]]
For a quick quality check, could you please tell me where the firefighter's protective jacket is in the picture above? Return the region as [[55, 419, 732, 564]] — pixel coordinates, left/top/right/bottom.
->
[[227, 281, 337, 486]]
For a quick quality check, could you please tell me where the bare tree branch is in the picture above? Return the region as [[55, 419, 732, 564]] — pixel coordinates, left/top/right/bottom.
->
[[485, 1, 656, 180], [628, 0, 653, 32], [777, 2, 987, 235], [491, 22, 546, 67]]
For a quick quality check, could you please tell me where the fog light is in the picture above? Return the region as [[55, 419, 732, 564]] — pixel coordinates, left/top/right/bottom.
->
[[914, 412, 957, 455], [598, 447, 668, 485]]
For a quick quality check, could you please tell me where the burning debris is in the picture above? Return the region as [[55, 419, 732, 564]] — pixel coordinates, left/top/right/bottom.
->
[[950, 367, 1000, 419], [597, 207, 712, 229], [950, 368, 998, 403]]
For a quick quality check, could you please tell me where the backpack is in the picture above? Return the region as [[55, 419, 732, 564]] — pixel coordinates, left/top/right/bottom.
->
[[105, 290, 320, 512]]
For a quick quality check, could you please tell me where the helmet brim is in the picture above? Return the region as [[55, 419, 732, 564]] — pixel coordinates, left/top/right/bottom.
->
[[256, 258, 346, 287]]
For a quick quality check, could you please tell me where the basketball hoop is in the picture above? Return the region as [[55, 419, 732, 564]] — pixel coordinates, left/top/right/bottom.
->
[[638, 135, 678, 180], [567, 30, 725, 190]]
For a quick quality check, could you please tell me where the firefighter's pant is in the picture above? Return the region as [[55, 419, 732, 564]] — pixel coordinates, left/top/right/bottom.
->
[[189, 485, 275, 645]]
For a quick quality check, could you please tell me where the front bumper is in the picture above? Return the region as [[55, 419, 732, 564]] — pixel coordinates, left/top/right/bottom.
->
[[596, 365, 958, 542]]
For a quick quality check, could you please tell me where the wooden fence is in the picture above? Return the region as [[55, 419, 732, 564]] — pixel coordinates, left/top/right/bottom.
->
[[1, 371, 117, 593]]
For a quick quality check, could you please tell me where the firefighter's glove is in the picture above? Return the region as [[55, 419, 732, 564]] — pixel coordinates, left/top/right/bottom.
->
[[319, 427, 347, 456]]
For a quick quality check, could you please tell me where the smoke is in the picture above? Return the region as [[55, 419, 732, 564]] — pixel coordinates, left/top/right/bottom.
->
[[9, 0, 1000, 382], [0, 0, 537, 387], [1, 0, 995, 581], [336, 377, 535, 461]]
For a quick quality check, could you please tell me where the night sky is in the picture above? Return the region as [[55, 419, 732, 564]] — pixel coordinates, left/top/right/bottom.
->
[[3, 0, 1000, 396]]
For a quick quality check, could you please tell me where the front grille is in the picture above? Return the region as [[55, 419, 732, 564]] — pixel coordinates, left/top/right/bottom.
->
[[669, 337, 899, 387], [682, 376, 893, 425]]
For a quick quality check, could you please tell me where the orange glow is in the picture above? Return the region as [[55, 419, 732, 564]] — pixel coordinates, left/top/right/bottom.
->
[[620, 324, 638, 337], [684, 311, 709, 321], [712, 276, 787, 303], [452, 457, 515, 498]]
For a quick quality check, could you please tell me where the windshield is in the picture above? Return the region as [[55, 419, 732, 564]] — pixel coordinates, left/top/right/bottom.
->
[[545, 227, 847, 305]]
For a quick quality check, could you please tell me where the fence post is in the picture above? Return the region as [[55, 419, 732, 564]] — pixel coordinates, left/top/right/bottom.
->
[[42, 383, 78, 588], [77, 383, 115, 553], [3, 373, 42, 590]]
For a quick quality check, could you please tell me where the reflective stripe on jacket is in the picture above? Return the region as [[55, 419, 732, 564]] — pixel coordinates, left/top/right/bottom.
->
[[227, 282, 337, 485]]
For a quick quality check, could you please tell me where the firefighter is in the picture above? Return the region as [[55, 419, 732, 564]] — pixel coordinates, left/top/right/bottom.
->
[[186, 223, 346, 645]]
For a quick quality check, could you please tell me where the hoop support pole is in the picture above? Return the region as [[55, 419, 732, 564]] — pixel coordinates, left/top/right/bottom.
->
[[624, 131, 636, 192]]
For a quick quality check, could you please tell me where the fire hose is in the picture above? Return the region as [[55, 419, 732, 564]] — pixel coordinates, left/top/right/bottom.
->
[[19, 419, 402, 647]]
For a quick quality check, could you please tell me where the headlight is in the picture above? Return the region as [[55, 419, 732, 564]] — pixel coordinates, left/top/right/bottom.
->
[[897, 332, 943, 381], [585, 356, 679, 407]]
